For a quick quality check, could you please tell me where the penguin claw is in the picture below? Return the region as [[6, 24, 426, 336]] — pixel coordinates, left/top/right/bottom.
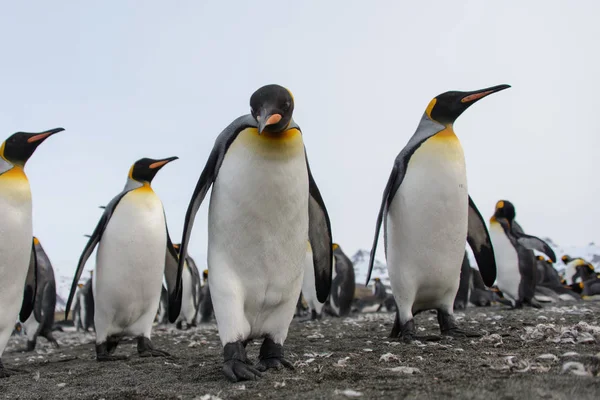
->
[[223, 360, 263, 382], [255, 357, 295, 372]]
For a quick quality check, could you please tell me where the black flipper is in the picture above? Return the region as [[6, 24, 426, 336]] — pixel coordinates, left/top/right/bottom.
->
[[467, 196, 497, 287], [305, 153, 333, 303], [177, 115, 255, 286], [64, 191, 130, 320], [514, 232, 556, 262], [19, 239, 37, 322], [164, 227, 182, 323], [366, 114, 446, 285]]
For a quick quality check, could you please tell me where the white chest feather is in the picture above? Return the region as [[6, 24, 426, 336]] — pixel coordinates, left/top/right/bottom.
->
[[208, 128, 309, 290], [0, 167, 33, 354], [386, 131, 468, 302], [489, 222, 520, 301], [95, 187, 167, 328]]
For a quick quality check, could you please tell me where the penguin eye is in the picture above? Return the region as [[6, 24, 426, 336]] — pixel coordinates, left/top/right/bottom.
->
[[283, 101, 291, 111]]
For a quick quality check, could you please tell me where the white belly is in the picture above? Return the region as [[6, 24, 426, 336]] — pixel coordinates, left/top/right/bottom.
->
[[489, 222, 520, 302], [301, 245, 323, 314], [329, 256, 340, 316], [0, 168, 33, 355], [94, 188, 166, 338], [386, 132, 467, 316], [208, 128, 308, 344], [179, 263, 196, 323]]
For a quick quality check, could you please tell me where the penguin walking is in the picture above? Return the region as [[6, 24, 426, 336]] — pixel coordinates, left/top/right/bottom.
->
[[453, 252, 472, 310], [329, 244, 356, 317], [489, 200, 556, 308], [65, 157, 182, 361], [198, 270, 213, 323], [367, 86, 505, 342], [0, 127, 63, 377], [22, 237, 59, 351], [177, 84, 333, 382], [301, 243, 326, 320]]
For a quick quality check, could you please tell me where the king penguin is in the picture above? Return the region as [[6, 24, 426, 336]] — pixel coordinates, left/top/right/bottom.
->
[[177, 84, 333, 382], [0, 127, 63, 377], [22, 236, 59, 351], [488, 200, 556, 308], [329, 243, 356, 317], [301, 243, 325, 320], [172, 243, 202, 329], [366, 86, 507, 342], [65, 157, 183, 361]]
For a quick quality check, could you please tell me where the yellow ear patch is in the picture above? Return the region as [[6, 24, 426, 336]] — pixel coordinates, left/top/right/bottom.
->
[[33, 237, 40, 245], [489, 215, 497, 223], [203, 269, 208, 275], [425, 98, 437, 118], [332, 243, 339, 250], [496, 201, 505, 209]]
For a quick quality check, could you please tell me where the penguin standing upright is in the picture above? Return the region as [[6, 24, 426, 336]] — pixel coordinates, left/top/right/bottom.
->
[[453, 252, 472, 310], [65, 157, 182, 361], [329, 243, 356, 317], [177, 84, 333, 382], [173, 244, 202, 329], [198, 269, 213, 323], [0, 127, 63, 377], [489, 200, 556, 308], [301, 243, 325, 320], [367, 86, 505, 342], [22, 236, 59, 351]]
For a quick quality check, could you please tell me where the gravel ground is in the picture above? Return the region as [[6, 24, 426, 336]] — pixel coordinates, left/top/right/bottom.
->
[[2, 302, 600, 399]]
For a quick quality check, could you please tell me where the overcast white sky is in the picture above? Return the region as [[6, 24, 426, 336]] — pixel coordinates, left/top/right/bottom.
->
[[1, 1, 598, 279]]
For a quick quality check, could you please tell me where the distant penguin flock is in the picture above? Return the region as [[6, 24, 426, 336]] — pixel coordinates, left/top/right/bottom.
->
[[0, 84, 598, 382]]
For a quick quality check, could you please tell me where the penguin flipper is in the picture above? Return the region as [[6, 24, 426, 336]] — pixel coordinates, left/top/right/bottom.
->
[[64, 191, 129, 320], [514, 233, 556, 262], [19, 239, 37, 322], [305, 153, 333, 303], [177, 115, 256, 288], [164, 227, 183, 323], [467, 196, 497, 287]]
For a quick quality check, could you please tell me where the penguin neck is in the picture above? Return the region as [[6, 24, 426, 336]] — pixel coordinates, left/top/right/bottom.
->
[[123, 178, 152, 192], [0, 156, 16, 176]]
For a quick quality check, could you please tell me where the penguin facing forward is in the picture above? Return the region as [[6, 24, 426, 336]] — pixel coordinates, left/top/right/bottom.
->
[[488, 200, 556, 308], [0, 127, 63, 377], [329, 243, 356, 317], [367, 85, 505, 342], [177, 84, 333, 382], [22, 237, 59, 351], [65, 157, 183, 361], [301, 243, 325, 320]]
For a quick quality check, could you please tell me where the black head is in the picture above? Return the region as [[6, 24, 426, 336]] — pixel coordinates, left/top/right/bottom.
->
[[250, 84, 294, 134], [0, 128, 64, 166], [203, 269, 208, 280], [128, 156, 178, 183], [494, 200, 516, 222], [536, 255, 545, 262], [425, 85, 510, 125], [561, 255, 572, 265]]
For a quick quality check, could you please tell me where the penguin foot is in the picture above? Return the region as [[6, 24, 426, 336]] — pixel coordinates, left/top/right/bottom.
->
[[390, 313, 420, 343], [23, 340, 36, 352], [223, 341, 262, 382], [310, 310, 322, 320], [256, 338, 294, 372], [528, 299, 543, 309], [137, 337, 171, 358], [106, 335, 121, 355], [96, 341, 127, 362], [437, 309, 480, 337]]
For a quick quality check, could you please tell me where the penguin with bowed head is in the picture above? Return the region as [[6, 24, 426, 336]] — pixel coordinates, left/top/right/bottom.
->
[[0, 127, 63, 377], [177, 84, 333, 382], [65, 157, 183, 361], [367, 85, 507, 342]]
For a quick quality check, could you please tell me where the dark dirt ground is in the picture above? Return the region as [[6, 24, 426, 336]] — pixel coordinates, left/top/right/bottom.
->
[[2, 302, 600, 400]]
